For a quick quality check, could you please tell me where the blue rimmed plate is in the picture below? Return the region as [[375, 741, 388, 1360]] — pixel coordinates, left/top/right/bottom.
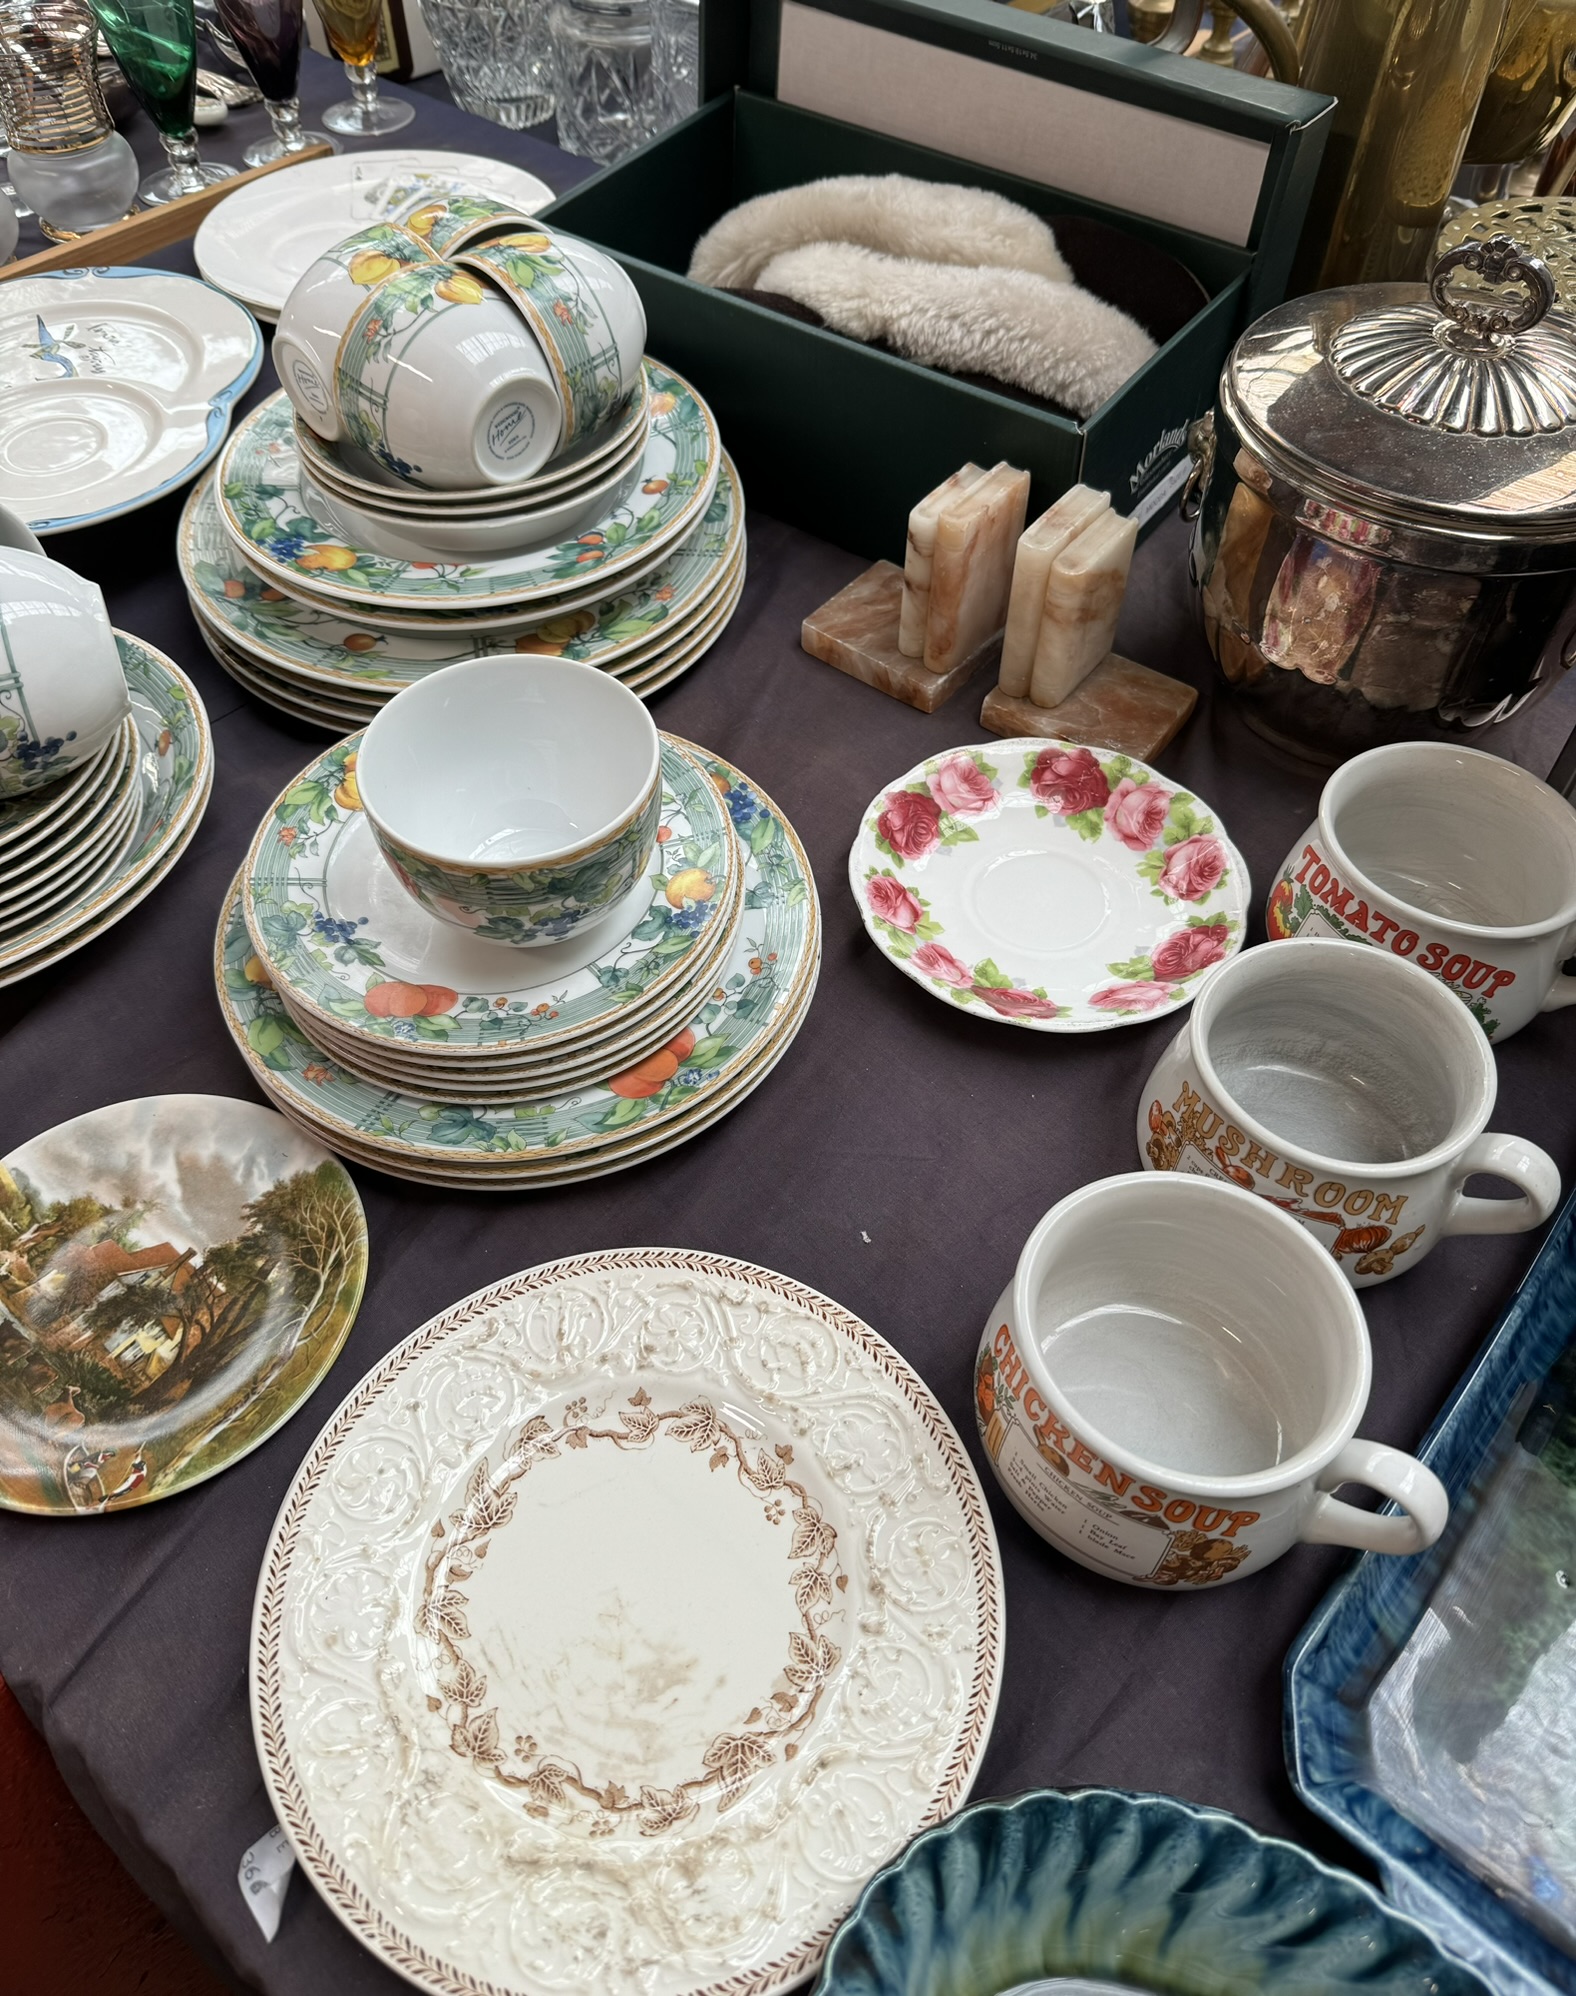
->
[[0, 268, 262, 534]]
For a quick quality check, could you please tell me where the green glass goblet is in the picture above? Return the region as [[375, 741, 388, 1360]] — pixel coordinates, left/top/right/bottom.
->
[[89, 0, 235, 203]]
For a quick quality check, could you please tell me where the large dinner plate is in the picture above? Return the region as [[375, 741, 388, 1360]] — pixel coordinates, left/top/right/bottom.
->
[[0, 268, 262, 532], [251, 1248, 1003, 1996], [193, 149, 553, 319]]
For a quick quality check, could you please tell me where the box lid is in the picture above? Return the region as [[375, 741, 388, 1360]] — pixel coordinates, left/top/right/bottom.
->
[[703, 0, 1331, 266]]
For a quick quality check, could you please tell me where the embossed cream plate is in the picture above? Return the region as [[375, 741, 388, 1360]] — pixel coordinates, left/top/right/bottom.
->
[[251, 1249, 1003, 1996]]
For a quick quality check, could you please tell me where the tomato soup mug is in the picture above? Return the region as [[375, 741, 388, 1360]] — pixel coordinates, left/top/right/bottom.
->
[[1138, 938, 1560, 1285], [976, 1172, 1449, 1589], [1265, 741, 1576, 1040]]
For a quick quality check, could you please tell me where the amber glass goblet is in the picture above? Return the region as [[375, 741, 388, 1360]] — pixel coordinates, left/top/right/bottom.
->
[[316, 0, 413, 134]]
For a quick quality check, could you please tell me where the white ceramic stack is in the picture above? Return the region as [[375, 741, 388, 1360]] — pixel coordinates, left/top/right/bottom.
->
[[0, 548, 213, 987], [217, 658, 818, 1190], [184, 200, 744, 729]]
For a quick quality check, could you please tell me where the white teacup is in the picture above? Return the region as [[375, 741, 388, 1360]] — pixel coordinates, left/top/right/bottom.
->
[[1138, 937, 1560, 1285], [273, 223, 439, 442], [1266, 742, 1576, 1040], [355, 656, 661, 946], [335, 261, 564, 489], [0, 547, 128, 799], [976, 1172, 1449, 1589]]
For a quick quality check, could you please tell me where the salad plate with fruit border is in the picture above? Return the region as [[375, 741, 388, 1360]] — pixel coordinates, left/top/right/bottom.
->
[[217, 752, 819, 1166], [243, 734, 743, 1059], [217, 370, 718, 612], [849, 739, 1249, 1033]]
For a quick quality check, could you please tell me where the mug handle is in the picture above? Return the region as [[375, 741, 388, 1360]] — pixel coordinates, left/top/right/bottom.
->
[[1300, 1438, 1449, 1555], [1540, 974, 1576, 1013], [1441, 1133, 1562, 1237]]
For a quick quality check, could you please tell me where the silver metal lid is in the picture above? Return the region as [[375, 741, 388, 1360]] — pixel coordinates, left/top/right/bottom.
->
[[1221, 235, 1576, 547]]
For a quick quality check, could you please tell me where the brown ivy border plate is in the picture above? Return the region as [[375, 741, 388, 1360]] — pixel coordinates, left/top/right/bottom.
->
[[251, 1249, 1004, 1996]]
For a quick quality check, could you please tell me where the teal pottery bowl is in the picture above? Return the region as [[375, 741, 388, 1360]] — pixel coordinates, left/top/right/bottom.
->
[[814, 1788, 1489, 1996]]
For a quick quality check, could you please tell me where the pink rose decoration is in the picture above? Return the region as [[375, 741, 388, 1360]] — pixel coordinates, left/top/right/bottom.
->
[[877, 788, 943, 860], [929, 753, 998, 818], [1088, 979, 1181, 1013], [1151, 921, 1230, 982], [866, 874, 924, 932], [1104, 777, 1172, 851], [1157, 834, 1228, 903], [912, 942, 974, 988], [971, 984, 1063, 1020], [1030, 746, 1109, 817]]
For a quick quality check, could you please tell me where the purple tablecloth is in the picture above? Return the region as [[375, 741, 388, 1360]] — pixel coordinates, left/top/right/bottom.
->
[[3, 67, 1576, 1993]]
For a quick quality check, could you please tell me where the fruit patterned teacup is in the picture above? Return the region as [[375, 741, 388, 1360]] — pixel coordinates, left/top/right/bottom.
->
[[1138, 937, 1560, 1285], [333, 260, 564, 489], [457, 228, 646, 451], [356, 656, 662, 946], [976, 1171, 1449, 1589], [1266, 741, 1576, 1040], [397, 194, 541, 258], [273, 223, 440, 442], [0, 547, 129, 799]]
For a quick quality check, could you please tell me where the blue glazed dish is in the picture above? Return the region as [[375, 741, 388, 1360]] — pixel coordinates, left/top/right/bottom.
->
[[813, 1786, 1489, 1995], [1286, 1184, 1576, 1996]]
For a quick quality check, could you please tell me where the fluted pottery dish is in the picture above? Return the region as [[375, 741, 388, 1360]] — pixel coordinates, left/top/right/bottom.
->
[[0, 547, 129, 797], [813, 1787, 1492, 1995], [1266, 741, 1576, 1039], [356, 656, 662, 944]]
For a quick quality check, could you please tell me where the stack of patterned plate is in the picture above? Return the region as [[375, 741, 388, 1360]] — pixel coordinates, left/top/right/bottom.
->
[[183, 363, 744, 729], [215, 734, 818, 1189], [0, 637, 212, 988]]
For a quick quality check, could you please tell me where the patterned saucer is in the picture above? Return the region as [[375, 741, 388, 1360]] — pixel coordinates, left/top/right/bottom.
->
[[243, 735, 743, 1060], [849, 740, 1249, 1033], [0, 636, 212, 984], [0, 762, 140, 929], [251, 1251, 1003, 1996], [0, 1095, 366, 1517], [184, 460, 743, 692], [218, 367, 719, 613], [0, 717, 136, 890], [0, 717, 134, 858], [216, 752, 819, 1176]]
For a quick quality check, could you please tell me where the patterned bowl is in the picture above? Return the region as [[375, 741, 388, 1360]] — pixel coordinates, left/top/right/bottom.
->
[[813, 1787, 1489, 1996]]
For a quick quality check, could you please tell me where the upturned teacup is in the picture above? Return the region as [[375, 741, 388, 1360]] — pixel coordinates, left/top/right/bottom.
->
[[0, 548, 129, 798], [1266, 742, 1576, 1040], [273, 223, 439, 441], [977, 1172, 1449, 1588], [355, 656, 661, 946], [456, 228, 645, 449], [396, 194, 541, 258], [1138, 937, 1560, 1285]]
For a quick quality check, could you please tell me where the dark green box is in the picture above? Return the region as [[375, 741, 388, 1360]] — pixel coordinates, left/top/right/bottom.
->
[[546, 0, 1331, 557]]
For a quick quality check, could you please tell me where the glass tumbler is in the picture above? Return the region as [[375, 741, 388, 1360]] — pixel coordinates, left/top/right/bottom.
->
[[550, 0, 655, 162], [649, 0, 696, 127], [315, 0, 413, 134], [87, 0, 234, 202], [213, 0, 333, 163], [421, 0, 553, 127]]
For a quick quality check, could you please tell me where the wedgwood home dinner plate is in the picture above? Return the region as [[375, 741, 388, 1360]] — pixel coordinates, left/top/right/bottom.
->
[[215, 753, 820, 1175], [0, 268, 261, 532], [0, 1095, 366, 1516], [192, 149, 553, 320], [850, 739, 1249, 1033], [0, 635, 213, 984], [243, 734, 742, 1061], [251, 1248, 1003, 1996], [218, 371, 719, 612]]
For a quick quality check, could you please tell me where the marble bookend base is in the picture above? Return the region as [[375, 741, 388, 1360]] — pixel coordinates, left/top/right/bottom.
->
[[980, 654, 1198, 759], [801, 562, 1001, 712]]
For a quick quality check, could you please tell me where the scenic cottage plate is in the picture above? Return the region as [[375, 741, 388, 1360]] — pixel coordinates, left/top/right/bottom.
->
[[243, 734, 743, 1060], [0, 268, 262, 533], [182, 459, 743, 691], [218, 371, 719, 611], [251, 1249, 1003, 1996], [849, 740, 1249, 1032], [0, 1095, 366, 1516]]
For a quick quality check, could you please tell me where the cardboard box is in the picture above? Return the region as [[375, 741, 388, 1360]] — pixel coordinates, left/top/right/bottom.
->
[[545, 0, 1332, 557]]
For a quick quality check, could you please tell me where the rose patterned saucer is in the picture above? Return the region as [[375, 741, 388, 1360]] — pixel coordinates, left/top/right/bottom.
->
[[849, 739, 1249, 1033], [251, 1250, 1002, 1996]]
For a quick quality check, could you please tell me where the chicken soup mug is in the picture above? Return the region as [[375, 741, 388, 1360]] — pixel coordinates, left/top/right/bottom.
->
[[1265, 741, 1576, 1040], [1138, 938, 1560, 1286], [356, 656, 661, 946], [976, 1172, 1449, 1589]]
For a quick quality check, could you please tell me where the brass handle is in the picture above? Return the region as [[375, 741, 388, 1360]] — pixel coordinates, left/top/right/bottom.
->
[[1153, 0, 1300, 84]]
